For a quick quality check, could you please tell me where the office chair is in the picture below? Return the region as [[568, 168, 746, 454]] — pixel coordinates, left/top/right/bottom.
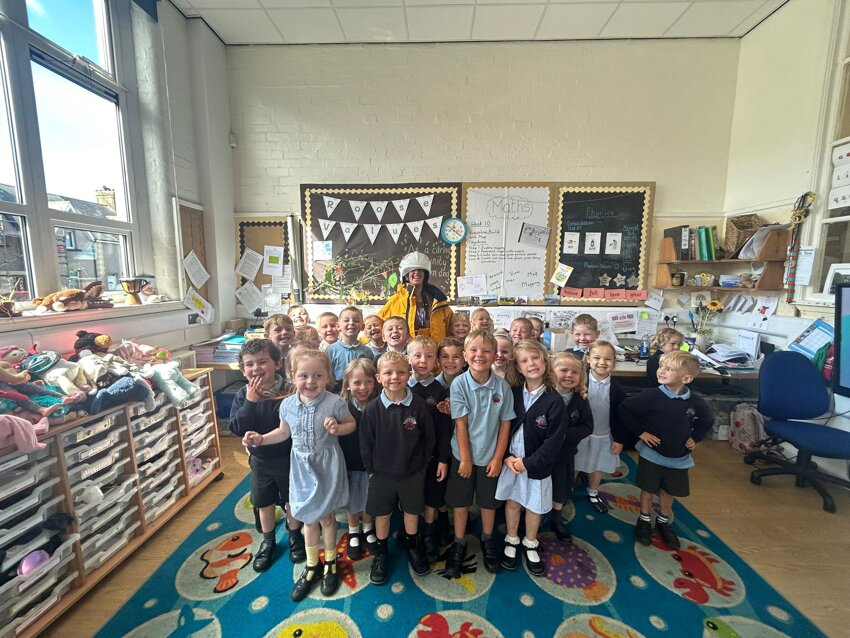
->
[[744, 351, 850, 513]]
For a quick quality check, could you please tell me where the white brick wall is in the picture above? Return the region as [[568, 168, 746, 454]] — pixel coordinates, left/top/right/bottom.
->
[[228, 39, 739, 216]]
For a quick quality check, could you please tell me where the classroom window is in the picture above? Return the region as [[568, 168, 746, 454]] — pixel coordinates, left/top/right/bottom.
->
[[0, 213, 32, 301], [54, 226, 127, 292], [26, 0, 112, 74], [0, 66, 17, 203]]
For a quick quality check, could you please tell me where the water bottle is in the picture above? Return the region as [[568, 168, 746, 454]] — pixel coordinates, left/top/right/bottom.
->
[[639, 333, 650, 359]]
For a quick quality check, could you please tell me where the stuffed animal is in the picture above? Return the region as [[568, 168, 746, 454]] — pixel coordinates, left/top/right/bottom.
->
[[112, 340, 171, 365], [87, 376, 155, 414], [21, 351, 91, 396], [76, 350, 135, 394], [0, 361, 84, 417], [0, 345, 30, 370], [69, 330, 112, 361], [141, 361, 200, 406], [0, 414, 48, 453], [31, 281, 104, 313]]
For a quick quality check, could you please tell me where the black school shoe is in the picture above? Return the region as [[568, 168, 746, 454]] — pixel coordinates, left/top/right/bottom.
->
[[321, 560, 340, 596], [252, 539, 276, 572], [423, 525, 439, 561], [370, 552, 388, 585], [288, 525, 306, 564], [481, 537, 500, 574], [551, 514, 572, 544], [291, 562, 321, 601], [435, 511, 452, 547], [443, 541, 466, 579], [523, 541, 545, 577], [501, 537, 520, 571], [347, 531, 363, 561], [404, 532, 431, 575], [655, 521, 681, 549], [635, 518, 653, 546]]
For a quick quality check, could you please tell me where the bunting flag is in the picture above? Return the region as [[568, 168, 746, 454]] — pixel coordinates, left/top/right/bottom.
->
[[318, 219, 336, 239], [323, 196, 341, 217], [392, 199, 410, 220], [349, 201, 367, 221], [370, 201, 387, 222], [364, 224, 382, 244], [386, 223, 405, 243], [416, 194, 435, 215], [425, 215, 443, 238], [340, 222, 357, 242], [408, 220, 424, 242]]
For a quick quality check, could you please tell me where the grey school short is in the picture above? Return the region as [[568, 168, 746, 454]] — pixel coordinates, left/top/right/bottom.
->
[[366, 468, 426, 517], [249, 454, 290, 509], [635, 456, 690, 497], [347, 470, 368, 513], [445, 457, 501, 510]]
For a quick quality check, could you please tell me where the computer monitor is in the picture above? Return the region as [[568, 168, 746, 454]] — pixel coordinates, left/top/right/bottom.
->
[[834, 283, 850, 398]]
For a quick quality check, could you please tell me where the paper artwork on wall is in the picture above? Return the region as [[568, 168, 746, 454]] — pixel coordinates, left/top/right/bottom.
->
[[416, 194, 434, 215], [585, 232, 601, 255], [605, 233, 622, 255], [319, 219, 336, 240], [426, 216, 443, 238], [409, 220, 424, 241], [364, 224, 381, 244], [349, 201, 367, 221], [387, 223, 404, 243], [563, 232, 580, 255], [340, 222, 357, 242], [323, 196, 341, 217], [392, 199, 410, 219], [370, 201, 387, 222]]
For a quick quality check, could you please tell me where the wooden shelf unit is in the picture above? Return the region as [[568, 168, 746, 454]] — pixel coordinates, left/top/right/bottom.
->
[[0, 368, 222, 638], [655, 228, 789, 290]]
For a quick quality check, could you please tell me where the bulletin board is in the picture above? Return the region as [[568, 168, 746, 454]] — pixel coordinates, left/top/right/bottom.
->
[[552, 183, 654, 303], [235, 217, 291, 289], [301, 183, 461, 303]]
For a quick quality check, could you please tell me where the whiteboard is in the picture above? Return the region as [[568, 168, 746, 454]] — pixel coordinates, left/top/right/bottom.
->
[[463, 185, 552, 300]]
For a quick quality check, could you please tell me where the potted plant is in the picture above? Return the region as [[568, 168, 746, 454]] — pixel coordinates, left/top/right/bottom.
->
[[0, 278, 23, 317]]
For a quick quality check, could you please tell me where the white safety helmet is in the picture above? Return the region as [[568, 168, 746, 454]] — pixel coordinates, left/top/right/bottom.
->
[[399, 251, 431, 281]]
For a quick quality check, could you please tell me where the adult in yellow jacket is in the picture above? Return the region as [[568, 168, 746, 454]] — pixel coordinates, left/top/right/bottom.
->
[[378, 252, 453, 344]]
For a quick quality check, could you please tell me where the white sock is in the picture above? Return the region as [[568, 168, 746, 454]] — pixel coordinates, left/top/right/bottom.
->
[[522, 537, 541, 563], [348, 526, 360, 546], [363, 522, 376, 543], [503, 534, 520, 557], [587, 489, 599, 498]]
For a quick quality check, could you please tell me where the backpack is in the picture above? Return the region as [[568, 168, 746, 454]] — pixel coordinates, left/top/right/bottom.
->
[[729, 402, 769, 454]]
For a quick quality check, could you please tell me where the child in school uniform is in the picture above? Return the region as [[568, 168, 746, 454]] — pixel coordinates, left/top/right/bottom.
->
[[362, 314, 387, 359], [288, 305, 310, 326], [646, 328, 686, 384], [445, 329, 516, 576], [509, 317, 533, 344], [470, 308, 493, 332], [229, 339, 304, 571], [406, 336, 452, 560], [492, 331, 514, 379], [326, 306, 374, 389], [569, 314, 600, 357], [338, 358, 379, 560], [294, 324, 321, 349], [359, 351, 436, 584], [549, 352, 594, 542], [496, 340, 566, 576], [316, 311, 340, 352], [574, 341, 628, 514], [264, 314, 295, 378], [382, 316, 410, 353], [436, 337, 465, 390], [619, 351, 714, 549], [448, 311, 471, 341]]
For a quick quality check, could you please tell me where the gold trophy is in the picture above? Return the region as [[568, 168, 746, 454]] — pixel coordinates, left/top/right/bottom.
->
[[119, 277, 149, 305]]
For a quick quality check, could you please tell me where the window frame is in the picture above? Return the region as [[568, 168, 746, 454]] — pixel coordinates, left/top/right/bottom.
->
[[0, 0, 152, 301]]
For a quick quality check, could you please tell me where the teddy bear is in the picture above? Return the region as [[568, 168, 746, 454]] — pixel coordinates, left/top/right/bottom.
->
[[112, 340, 171, 365], [69, 330, 112, 362], [141, 361, 200, 406], [76, 350, 141, 394], [31, 281, 104, 313], [21, 351, 91, 396]]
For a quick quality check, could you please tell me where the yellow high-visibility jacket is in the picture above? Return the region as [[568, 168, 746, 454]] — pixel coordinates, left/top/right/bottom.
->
[[378, 282, 453, 345]]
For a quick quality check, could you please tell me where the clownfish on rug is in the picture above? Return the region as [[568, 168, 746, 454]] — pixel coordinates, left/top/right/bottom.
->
[[199, 532, 254, 593]]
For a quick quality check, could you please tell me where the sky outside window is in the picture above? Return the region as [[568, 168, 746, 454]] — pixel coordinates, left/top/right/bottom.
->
[[26, 0, 109, 72]]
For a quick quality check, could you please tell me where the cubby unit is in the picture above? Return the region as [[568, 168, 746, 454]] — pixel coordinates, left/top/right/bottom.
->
[[0, 368, 223, 638], [656, 228, 789, 292]]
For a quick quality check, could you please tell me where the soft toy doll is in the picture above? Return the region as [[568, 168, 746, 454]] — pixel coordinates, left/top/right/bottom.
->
[[87, 376, 155, 414], [0, 345, 30, 370], [76, 350, 135, 394], [21, 351, 91, 396], [0, 365, 84, 417], [141, 361, 200, 406], [69, 330, 112, 362], [112, 340, 171, 365], [0, 414, 48, 453]]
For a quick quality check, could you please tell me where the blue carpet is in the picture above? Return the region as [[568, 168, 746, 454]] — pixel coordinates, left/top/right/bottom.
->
[[97, 457, 824, 638]]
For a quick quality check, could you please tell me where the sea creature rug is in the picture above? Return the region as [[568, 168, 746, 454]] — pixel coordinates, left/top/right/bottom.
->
[[96, 457, 824, 638]]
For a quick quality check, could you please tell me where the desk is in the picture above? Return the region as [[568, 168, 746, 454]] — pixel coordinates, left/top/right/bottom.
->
[[613, 360, 759, 381]]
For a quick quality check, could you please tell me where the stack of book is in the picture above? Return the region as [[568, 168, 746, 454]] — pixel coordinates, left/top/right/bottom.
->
[[662, 225, 726, 261], [192, 333, 245, 365]]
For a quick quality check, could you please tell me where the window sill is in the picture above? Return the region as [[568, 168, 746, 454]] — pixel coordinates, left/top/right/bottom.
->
[[0, 301, 189, 334]]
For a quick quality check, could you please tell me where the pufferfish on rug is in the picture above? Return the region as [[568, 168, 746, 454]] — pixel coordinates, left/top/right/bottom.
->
[[199, 532, 254, 593], [274, 621, 349, 638], [540, 536, 610, 601]]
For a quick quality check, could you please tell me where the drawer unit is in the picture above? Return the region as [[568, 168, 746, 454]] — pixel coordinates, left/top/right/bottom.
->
[[0, 555, 74, 624], [189, 457, 220, 489], [144, 486, 184, 526], [0, 536, 77, 605], [0, 443, 52, 476], [137, 444, 179, 480], [1, 570, 77, 638], [73, 475, 137, 524], [185, 432, 215, 460], [66, 444, 129, 487], [83, 523, 140, 575], [132, 418, 175, 450], [139, 459, 181, 497], [80, 509, 137, 563], [135, 431, 178, 464], [129, 406, 170, 435], [180, 393, 209, 415], [0, 479, 60, 530], [181, 410, 212, 439], [61, 413, 122, 448], [142, 473, 181, 513], [63, 430, 123, 468], [0, 459, 57, 503], [0, 495, 64, 551]]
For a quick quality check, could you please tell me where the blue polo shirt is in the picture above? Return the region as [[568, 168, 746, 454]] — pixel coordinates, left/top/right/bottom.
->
[[326, 340, 374, 382], [635, 384, 694, 469], [450, 370, 515, 465]]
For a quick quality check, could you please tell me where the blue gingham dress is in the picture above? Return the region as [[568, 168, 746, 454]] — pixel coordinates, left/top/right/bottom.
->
[[279, 390, 350, 524]]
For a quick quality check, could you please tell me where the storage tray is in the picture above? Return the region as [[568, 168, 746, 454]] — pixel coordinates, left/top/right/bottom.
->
[[130, 392, 167, 417], [0, 529, 55, 573], [0, 553, 72, 623], [144, 486, 184, 525], [135, 431, 178, 464], [0, 495, 63, 551], [132, 418, 174, 450], [63, 430, 123, 468], [129, 405, 170, 434], [61, 412, 121, 447], [0, 443, 51, 476], [0, 459, 57, 504], [67, 446, 129, 487], [140, 459, 181, 497], [80, 509, 138, 562], [0, 536, 77, 604], [189, 457, 219, 488], [180, 395, 210, 417], [181, 410, 212, 439], [184, 432, 215, 460], [84, 523, 140, 575], [137, 444, 179, 480], [73, 474, 137, 524], [2, 570, 77, 638], [77, 498, 129, 541], [142, 474, 181, 512], [0, 479, 60, 529]]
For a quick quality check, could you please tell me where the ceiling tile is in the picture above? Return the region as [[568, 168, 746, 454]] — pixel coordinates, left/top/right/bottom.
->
[[268, 8, 345, 42], [407, 6, 474, 41], [191, 0, 260, 8], [536, 3, 617, 39], [336, 8, 408, 41], [666, 1, 762, 37], [201, 9, 284, 43], [472, 5, 546, 40], [261, 0, 332, 8], [333, 0, 402, 7], [729, 0, 786, 36], [406, 0, 473, 5], [170, 0, 200, 16], [477, 0, 547, 5], [601, 2, 689, 38]]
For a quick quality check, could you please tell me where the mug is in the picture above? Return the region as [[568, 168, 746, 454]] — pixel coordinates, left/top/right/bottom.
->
[[671, 272, 687, 287]]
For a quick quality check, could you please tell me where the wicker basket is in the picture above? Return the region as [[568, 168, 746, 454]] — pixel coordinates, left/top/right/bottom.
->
[[724, 214, 763, 255]]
